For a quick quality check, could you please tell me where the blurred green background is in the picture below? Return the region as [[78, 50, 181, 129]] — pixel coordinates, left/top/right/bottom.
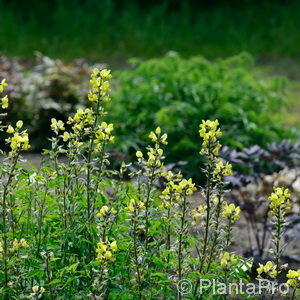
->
[[0, 0, 299, 61]]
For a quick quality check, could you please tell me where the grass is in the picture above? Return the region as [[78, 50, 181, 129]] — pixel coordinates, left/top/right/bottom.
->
[[0, 1, 300, 61]]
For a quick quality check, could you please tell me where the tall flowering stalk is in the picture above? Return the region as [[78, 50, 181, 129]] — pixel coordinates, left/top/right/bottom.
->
[[160, 170, 183, 265], [86, 68, 113, 222], [193, 120, 241, 297], [222, 202, 240, 249], [175, 179, 196, 300], [269, 187, 291, 275], [205, 159, 233, 272], [255, 187, 291, 299], [126, 127, 167, 298], [198, 120, 222, 272], [0, 79, 30, 298], [144, 127, 167, 251]]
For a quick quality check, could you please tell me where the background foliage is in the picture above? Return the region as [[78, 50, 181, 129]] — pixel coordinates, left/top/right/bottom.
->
[[0, 0, 300, 60], [109, 53, 293, 177]]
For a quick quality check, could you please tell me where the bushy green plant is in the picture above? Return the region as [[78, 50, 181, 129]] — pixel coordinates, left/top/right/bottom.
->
[[0, 73, 254, 299], [110, 52, 292, 177], [0, 70, 299, 299]]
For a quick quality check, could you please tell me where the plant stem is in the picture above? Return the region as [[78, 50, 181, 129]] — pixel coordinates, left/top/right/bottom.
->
[[178, 194, 187, 300], [2, 152, 20, 299], [86, 95, 101, 222]]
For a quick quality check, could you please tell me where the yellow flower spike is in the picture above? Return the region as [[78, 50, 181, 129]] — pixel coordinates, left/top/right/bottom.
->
[[199, 119, 222, 156], [269, 187, 291, 214], [88, 68, 112, 103]]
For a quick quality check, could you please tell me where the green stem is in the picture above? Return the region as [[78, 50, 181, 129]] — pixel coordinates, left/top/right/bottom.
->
[[86, 95, 102, 222], [178, 194, 187, 300], [1, 152, 20, 298]]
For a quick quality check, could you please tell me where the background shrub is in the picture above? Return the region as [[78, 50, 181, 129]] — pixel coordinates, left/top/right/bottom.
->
[[110, 52, 293, 177]]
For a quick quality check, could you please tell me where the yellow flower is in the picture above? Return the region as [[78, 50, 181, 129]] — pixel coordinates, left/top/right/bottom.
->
[[199, 120, 222, 156], [88, 92, 98, 102], [213, 160, 232, 180], [6, 125, 14, 134], [136, 151, 143, 158], [256, 261, 278, 278], [269, 187, 291, 213], [160, 133, 168, 145], [286, 269, 300, 287], [100, 69, 112, 79], [1, 95, 9, 109], [0, 79, 8, 93], [88, 69, 112, 102], [32, 286, 39, 292], [62, 131, 70, 142], [96, 205, 109, 218], [222, 203, 240, 220], [19, 238, 29, 248], [10, 238, 29, 251], [94, 122, 114, 144], [175, 178, 197, 196], [155, 126, 161, 135], [149, 131, 157, 142], [51, 118, 65, 132], [32, 286, 45, 294], [104, 251, 113, 260], [110, 241, 118, 252], [125, 199, 145, 213], [16, 120, 23, 129], [6, 128, 30, 155], [220, 252, 237, 268], [191, 205, 206, 224], [96, 239, 117, 262]]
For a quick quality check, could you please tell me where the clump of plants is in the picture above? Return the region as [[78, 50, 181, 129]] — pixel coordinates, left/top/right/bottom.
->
[[0, 72, 299, 299], [110, 52, 292, 178]]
